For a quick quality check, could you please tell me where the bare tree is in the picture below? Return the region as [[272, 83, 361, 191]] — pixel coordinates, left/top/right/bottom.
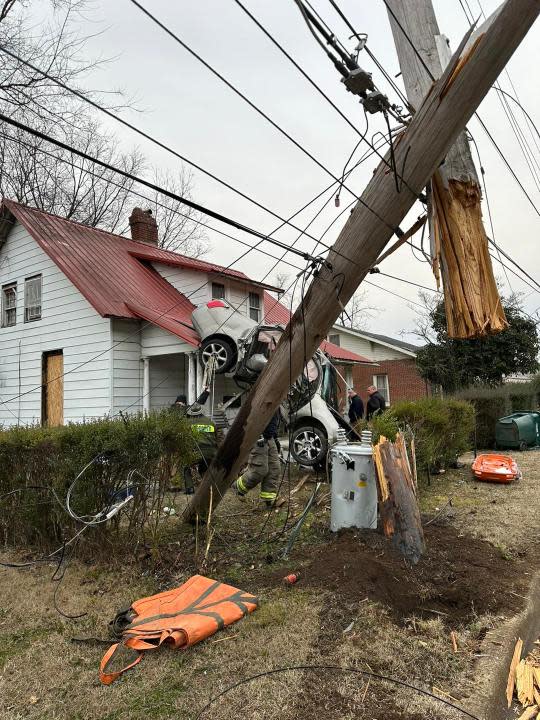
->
[[339, 289, 380, 330], [0, 1, 209, 256], [142, 169, 209, 256]]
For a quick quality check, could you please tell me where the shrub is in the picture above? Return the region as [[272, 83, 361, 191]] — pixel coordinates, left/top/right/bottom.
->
[[0, 412, 197, 554], [454, 377, 540, 447], [365, 397, 474, 475]]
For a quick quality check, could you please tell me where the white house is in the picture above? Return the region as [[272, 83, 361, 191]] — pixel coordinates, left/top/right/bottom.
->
[[0, 201, 368, 427]]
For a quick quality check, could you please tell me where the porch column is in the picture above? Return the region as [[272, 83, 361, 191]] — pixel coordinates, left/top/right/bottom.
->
[[188, 352, 197, 404], [196, 354, 203, 397], [345, 365, 353, 390], [142, 356, 150, 415]]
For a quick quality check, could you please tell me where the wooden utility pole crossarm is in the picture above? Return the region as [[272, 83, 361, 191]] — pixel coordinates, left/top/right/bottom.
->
[[184, 0, 539, 523]]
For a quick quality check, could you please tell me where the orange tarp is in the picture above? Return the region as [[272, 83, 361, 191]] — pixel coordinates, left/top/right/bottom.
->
[[100, 575, 258, 684]]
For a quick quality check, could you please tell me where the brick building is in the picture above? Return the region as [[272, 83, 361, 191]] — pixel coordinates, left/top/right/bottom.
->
[[326, 326, 433, 406]]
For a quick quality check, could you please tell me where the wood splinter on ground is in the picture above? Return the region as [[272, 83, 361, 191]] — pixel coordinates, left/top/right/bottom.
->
[[506, 637, 540, 715], [372, 433, 425, 564]]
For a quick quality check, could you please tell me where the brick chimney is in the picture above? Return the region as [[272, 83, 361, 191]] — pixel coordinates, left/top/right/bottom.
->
[[129, 207, 158, 245]]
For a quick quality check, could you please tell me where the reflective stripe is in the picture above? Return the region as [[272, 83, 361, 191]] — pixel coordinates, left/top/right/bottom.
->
[[236, 477, 248, 494], [260, 491, 277, 500], [191, 424, 215, 433]]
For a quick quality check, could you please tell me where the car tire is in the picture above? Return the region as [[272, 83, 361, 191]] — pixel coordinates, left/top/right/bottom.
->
[[199, 338, 236, 374], [290, 425, 328, 467]]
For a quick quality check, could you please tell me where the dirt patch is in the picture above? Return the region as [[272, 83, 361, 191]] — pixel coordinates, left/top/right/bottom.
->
[[287, 524, 534, 626]]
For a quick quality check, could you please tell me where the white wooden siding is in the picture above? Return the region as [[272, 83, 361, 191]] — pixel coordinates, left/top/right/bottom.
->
[[149, 354, 186, 411], [330, 330, 410, 361], [111, 318, 142, 416], [151, 263, 208, 307], [0, 222, 111, 426], [140, 324, 194, 357], [150, 262, 259, 319]]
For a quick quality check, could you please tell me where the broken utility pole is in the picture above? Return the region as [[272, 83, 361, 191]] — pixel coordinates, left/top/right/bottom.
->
[[184, 0, 539, 524], [385, 0, 508, 339]]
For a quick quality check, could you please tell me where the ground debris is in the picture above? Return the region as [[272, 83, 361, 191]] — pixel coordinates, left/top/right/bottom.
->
[[507, 637, 540, 713]]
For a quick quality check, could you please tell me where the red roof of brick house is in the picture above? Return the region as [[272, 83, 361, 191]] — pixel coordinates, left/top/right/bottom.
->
[[263, 291, 371, 364]]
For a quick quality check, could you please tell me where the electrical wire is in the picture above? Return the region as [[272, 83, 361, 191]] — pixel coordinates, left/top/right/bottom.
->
[[380, 0, 540, 220], [194, 664, 481, 720], [0, 43, 385, 258], [453, 1, 540, 195], [0, 115, 324, 263], [127, 0, 414, 235], [0, 124, 435, 416]]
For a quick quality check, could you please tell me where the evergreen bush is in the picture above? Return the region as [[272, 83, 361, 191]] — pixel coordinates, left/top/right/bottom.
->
[[0, 412, 197, 553], [362, 397, 475, 474], [454, 377, 540, 447]]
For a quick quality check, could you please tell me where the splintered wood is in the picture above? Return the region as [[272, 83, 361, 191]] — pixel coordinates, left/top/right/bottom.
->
[[431, 171, 507, 339], [507, 637, 540, 718], [372, 433, 425, 564]]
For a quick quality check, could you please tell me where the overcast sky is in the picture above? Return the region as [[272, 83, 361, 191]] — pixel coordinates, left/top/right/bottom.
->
[[69, 1, 540, 341]]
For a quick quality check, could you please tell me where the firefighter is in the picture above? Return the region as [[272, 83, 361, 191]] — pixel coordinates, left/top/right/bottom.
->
[[170, 387, 219, 494], [233, 410, 281, 506]]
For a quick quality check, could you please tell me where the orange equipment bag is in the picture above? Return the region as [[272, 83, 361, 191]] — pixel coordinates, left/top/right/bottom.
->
[[100, 575, 258, 685], [471, 453, 520, 484]]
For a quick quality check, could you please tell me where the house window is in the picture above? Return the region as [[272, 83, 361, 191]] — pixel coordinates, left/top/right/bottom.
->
[[249, 292, 260, 322], [1, 283, 17, 327], [373, 374, 390, 404], [24, 275, 42, 323], [211, 282, 225, 300], [328, 333, 341, 347]]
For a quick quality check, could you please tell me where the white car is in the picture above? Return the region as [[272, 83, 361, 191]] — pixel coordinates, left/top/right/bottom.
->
[[192, 299, 355, 466]]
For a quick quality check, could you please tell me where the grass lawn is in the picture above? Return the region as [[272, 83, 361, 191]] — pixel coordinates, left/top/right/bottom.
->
[[1, 450, 539, 719]]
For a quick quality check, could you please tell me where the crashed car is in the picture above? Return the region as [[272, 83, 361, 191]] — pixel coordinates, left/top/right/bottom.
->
[[192, 299, 355, 467]]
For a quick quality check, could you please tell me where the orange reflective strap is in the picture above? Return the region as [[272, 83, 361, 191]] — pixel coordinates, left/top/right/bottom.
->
[[99, 643, 143, 686]]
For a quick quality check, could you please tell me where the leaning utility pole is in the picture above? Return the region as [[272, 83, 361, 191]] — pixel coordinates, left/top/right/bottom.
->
[[184, 0, 539, 523], [385, 0, 508, 339]]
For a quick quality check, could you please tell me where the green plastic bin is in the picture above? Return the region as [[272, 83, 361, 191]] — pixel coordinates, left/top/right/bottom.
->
[[495, 412, 540, 450]]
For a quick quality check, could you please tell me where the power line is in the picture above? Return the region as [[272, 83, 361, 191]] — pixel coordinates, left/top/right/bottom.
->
[[127, 0, 408, 236], [0, 111, 323, 264], [380, 0, 540, 219], [0, 129, 303, 274], [0, 44, 421, 276], [494, 88, 540, 147], [0, 44, 356, 259], [475, 113, 540, 219]]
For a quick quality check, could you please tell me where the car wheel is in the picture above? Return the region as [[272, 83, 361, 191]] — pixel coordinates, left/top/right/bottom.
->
[[200, 338, 236, 374], [290, 425, 327, 467]]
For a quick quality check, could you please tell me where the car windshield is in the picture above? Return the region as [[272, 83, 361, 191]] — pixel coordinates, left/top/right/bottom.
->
[[248, 327, 283, 360], [288, 356, 322, 412]]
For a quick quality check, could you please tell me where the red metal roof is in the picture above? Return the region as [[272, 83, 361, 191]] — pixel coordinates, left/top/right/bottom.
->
[[1, 201, 282, 346], [1, 201, 374, 361], [263, 292, 371, 364], [2, 199, 200, 346]]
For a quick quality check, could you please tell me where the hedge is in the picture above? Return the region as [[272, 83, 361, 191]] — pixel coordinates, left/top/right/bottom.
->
[[359, 397, 475, 475], [0, 412, 197, 553], [454, 376, 540, 447]]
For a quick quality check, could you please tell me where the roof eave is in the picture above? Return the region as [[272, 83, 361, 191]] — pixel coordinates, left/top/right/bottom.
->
[[333, 324, 418, 357]]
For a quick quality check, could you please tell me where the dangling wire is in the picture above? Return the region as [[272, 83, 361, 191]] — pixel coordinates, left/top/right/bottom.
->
[[335, 110, 369, 207]]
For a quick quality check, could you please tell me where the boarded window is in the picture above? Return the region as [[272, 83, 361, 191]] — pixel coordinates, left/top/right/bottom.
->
[[24, 275, 42, 323], [42, 350, 64, 426], [374, 374, 390, 404], [211, 282, 225, 300], [1, 283, 17, 327], [249, 292, 260, 322], [328, 333, 341, 347]]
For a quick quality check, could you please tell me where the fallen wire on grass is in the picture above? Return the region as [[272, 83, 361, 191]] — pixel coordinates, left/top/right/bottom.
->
[[194, 664, 482, 720]]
